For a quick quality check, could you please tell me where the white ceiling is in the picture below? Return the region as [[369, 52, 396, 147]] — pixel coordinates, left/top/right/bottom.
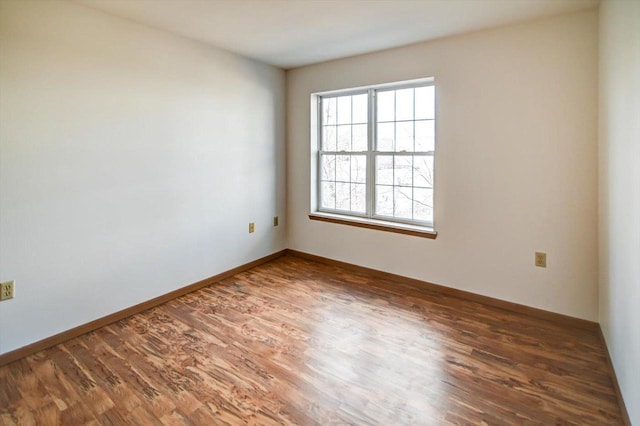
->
[[76, 0, 599, 69]]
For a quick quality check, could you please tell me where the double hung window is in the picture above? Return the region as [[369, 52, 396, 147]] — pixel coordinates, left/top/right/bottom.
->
[[315, 79, 436, 230]]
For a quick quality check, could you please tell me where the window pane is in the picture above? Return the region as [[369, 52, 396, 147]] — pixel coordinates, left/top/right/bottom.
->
[[322, 97, 337, 125], [413, 188, 433, 222], [352, 124, 367, 152], [395, 121, 413, 152], [336, 182, 350, 210], [394, 187, 413, 219], [377, 90, 394, 122], [377, 122, 394, 151], [352, 94, 368, 124], [394, 156, 412, 186], [395, 88, 414, 121], [351, 183, 366, 213], [336, 155, 350, 182], [322, 125, 336, 151], [414, 156, 434, 188], [376, 185, 393, 216], [376, 155, 393, 185], [320, 154, 335, 181], [351, 155, 367, 184], [337, 96, 351, 125], [321, 182, 335, 209], [415, 120, 434, 152], [337, 125, 351, 151], [415, 86, 434, 120]]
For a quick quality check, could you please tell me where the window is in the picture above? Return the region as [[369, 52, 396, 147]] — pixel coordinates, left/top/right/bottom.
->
[[313, 79, 436, 234]]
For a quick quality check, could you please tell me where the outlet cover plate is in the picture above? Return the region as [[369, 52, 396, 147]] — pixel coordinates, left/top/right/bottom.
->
[[535, 252, 547, 268], [0, 280, 14, 301]]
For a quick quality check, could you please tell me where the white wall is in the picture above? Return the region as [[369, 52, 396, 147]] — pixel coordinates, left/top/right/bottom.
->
[[287, 10, 599, 320], [0, 0, 286, 355], [599, 0, 640, 423]]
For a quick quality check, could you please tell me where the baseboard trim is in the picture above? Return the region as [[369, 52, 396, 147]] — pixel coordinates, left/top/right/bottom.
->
[[0, 248, 601, 360], [1, 247, 627, 422], [0, 250, 287, 367], [285, 249, 599, 331], [597, 326, 632, 426]]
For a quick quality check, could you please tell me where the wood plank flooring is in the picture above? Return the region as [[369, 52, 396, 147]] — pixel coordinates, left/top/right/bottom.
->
[[0, 255, 625, 425]]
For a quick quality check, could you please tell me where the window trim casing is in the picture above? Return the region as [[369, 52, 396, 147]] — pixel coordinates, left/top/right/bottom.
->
[[312, 78, 436, 235]]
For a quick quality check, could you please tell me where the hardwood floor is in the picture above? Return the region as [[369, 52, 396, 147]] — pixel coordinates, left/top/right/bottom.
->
[[0, 255, 625, 425]]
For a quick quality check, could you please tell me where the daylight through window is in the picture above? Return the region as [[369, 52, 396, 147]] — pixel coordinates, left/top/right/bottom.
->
[[316, 79, 435, 227]]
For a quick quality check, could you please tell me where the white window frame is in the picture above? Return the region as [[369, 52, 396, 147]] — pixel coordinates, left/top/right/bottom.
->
[[311, 78, 436, 233]]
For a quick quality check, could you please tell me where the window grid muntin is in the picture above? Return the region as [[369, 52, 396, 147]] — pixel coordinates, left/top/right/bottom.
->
[[373, 152, 434, 223], [318, 90, 370, 215], [372, 84, 433, 223], [319, 152, 368, 214], [317, 81, 435, 227]]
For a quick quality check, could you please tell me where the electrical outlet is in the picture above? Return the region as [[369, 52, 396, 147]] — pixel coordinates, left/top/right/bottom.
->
[[273, 216, 279, 227], [249, 222, 255, 233], [535, 252, 547, 268], [0, 280, 14, 301]]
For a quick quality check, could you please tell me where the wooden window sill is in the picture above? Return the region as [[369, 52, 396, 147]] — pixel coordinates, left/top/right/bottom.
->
[[308, 213, 437, 239]]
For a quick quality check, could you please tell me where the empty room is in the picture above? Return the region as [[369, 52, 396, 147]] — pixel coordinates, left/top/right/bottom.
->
[[0, 0, 638, 424]]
